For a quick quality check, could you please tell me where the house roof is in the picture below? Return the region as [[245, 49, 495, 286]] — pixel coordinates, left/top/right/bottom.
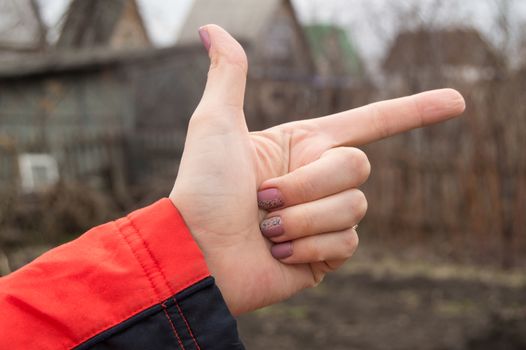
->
[[383, 27, 501, 72], [57, 0, 149, 49], [0, 0, 46, 52], [0, 44, 203, 79], [177, 0, 283, 45], [304, 24, 364, 78]]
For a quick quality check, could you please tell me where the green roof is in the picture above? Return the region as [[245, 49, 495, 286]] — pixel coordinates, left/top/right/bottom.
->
[[304, 24, 364, 78]]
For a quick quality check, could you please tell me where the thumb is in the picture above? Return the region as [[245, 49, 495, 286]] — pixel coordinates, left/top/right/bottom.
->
[[196, 24, 248, 111]]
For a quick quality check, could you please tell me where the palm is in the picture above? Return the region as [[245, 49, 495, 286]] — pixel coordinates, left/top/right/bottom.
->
[[172, 115, 331, 315]]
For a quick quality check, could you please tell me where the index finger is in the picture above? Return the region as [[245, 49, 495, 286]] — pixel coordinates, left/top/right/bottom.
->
[[311, 89, 465, 146]]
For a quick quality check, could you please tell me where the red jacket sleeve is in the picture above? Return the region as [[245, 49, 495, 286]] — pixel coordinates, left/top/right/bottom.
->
[[0, 199, 244, 350]]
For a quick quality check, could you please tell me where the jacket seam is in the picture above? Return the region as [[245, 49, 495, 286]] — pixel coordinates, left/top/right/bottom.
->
[[117, 219, 163, 299], [174, 297, 202, 350], [126, 214, 174, 296], [128, 213, 203, 349], [162, 303, 186, 350], [124, 216, 189, 349]]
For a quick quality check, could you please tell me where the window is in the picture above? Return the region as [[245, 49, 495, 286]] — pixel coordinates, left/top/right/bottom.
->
[[18, 154, 59, 192]]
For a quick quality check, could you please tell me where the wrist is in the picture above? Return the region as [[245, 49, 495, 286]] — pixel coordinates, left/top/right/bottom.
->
[[168, 194, 241, 315]]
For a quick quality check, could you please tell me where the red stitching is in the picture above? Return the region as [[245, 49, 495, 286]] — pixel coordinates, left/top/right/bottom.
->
[[115, 220, 163, 299], [127, 214, 210, 298], [163, 303, 186, 350], [128, 215, 202, 349], [173, 297, 201, 350], [127, 216, 175, 295]]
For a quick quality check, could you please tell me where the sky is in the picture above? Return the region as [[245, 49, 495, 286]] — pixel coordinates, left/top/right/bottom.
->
[[37, 0, 526, 68]]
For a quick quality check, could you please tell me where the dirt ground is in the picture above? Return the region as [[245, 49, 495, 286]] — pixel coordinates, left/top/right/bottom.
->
[[237, 249, 526, 350]]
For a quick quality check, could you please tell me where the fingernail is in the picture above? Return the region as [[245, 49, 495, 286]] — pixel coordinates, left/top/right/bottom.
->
[[198, 27, 211, 52], [271, 242, 293, 260], [257, 188, 284, 210], [260, 216, 284, 237]]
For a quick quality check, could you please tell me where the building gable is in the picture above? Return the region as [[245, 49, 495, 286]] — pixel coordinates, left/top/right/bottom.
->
[[252, 0, 315, 78], [110, 0, 150, 49], [0, 0, 46, 53], [177, 0, 281, 46], [57, 0, 150, 50]]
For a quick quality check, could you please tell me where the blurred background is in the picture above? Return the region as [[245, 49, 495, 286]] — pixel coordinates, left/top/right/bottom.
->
[[0, 0, 525, 348]]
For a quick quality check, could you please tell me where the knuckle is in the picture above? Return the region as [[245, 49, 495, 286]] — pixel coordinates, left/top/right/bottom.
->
[[369, 102, 391, 139], [188, 111, 207, 128], [293, 172, 316, 203], [232, 47, 249, 72], [305, 241, 325, 262], [313, 249, 325, 263], [342, 230, 359, 257], [336, 147, 371, 183], [354, 149, 371, 181], [323, 260, 341, 272], [296, 208, 314, 236], [210, 49, 248, 75], [351, 190, 368, 219]]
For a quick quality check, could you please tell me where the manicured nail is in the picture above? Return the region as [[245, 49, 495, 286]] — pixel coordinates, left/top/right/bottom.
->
[[260, 216, 284, 237], [198, 27, 211, 52], [271, 242, 293, 260], [257, 188, 284, 210]]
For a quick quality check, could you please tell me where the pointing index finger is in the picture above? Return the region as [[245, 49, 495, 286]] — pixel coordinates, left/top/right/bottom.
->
[[313, 89, 466, 146]]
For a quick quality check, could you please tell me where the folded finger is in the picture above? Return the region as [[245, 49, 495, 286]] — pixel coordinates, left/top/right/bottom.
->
[[271, 227, 359, 264], [260, 188, 367, 243], [257, 147, 370, 210]]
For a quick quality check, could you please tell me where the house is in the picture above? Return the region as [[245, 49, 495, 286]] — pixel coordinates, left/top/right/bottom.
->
[[0, 0, 47, 62], [176, 0, 318, 128], [0, 45, 206, 189], [0, 0, 205, 191], [383, 27, 501, 93], [57, 0, 151, 50]]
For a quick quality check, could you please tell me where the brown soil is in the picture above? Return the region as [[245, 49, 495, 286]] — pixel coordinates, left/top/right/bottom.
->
[[238, 253, 526, 350]]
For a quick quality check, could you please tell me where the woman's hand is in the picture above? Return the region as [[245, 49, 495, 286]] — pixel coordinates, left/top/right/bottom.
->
[[170, 25, 465, 315]]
